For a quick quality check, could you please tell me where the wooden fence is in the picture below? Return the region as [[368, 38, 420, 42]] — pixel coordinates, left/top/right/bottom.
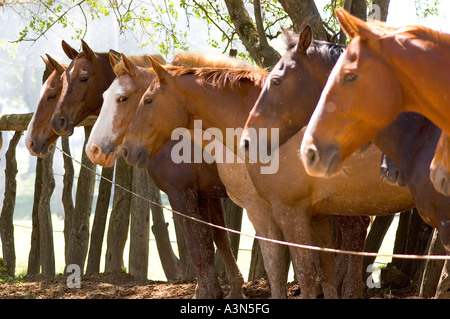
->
[[0, 112, 448, 298], [0, 113, 262, 283]]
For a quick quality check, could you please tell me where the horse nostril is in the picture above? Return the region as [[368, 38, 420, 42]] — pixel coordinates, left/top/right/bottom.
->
[[90, 144, 101, 157], [58, 117, 68, 130], [122, 147, 128, 159], [306, 146, 319, 166], [29, 139, 35, 149]]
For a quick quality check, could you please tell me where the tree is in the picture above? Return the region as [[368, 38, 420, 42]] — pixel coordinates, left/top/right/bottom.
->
[[2, 0, 442, 69]]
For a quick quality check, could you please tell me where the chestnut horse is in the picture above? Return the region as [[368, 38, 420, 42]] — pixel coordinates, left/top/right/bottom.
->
[[241, 26, 450, 253], [121, 56, 414, 298], [28, 42, 243, 299], [300, 8, 450, 197], [25, 55, 69, 157]]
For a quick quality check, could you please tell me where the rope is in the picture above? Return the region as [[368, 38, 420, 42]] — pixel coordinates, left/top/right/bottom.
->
[[50, 143, 450, 261]]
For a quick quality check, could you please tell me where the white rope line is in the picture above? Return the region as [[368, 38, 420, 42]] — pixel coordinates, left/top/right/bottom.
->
[[51, 142, 450, 261]]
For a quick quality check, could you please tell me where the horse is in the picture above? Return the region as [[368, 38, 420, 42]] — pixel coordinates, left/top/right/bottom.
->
[[300, 8, 450, 198], [120, 55, 414, 298], [25, 55, 69, 157], [240, 26, 450, 254], [27, 42, 244, 299]]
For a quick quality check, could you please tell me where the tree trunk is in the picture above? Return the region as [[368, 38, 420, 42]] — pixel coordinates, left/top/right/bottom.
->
[[147, 175, 181, 281], [129, 167, 150, 280], [105, 157, 132, 272], [372, 0, 391, 21], [0, 131, 21, 277], [65, 126, 96, 273], [278, 0, 329, 40], [38, 146, 56, 278], [224, 0, 280, 68], [86, 165, 114, 274]]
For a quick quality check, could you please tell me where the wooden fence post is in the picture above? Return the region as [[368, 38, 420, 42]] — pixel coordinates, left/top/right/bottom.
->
[[129, 167, 150, 280], [27, 157, 43, 276], [38, 146, 56, 278], [419, 229, 445, 298], [0, 131, 21, 277], [105, 157, 132, 272], [66, 126, 96, 273], [215, 198, 243, 279], [86, 165, 114, 274], [147, 175, 181, 281], [61, 136, 74, 264]]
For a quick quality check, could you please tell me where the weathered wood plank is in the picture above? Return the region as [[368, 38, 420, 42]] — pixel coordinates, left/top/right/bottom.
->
[[0, 113, 97, 131]]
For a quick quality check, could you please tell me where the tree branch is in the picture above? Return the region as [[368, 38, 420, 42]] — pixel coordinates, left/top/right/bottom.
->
[[224, 0, 280, 68]]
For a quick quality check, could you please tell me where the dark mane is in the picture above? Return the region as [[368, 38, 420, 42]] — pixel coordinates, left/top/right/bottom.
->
[[286, 32, 346, 64]]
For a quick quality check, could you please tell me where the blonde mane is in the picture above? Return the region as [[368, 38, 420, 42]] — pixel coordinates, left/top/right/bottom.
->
[[368, 19, 450, 45], [113, 52, 268, 88], [113, 54, 166, 76], [163, 52, 268, 89]]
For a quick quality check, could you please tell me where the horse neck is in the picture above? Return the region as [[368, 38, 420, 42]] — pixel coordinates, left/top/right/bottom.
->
[[373, 113, 440, 168], [384, 35, 450, 130], [179, 74, 262, 134]]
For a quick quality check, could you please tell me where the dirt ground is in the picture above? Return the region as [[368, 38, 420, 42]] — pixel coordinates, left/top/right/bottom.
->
[[0, 271, 419, 299]]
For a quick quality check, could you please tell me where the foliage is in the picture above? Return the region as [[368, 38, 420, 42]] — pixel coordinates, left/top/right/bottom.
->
[[415, 0, 440, 19], [8, 0, 190, 55], [0, 258, 14, 283], [2, 0, 444, 58]]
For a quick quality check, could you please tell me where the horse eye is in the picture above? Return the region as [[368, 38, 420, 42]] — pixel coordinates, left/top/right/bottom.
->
[[118, 96, 128, 103], [48, 94, 57, 100], [144, 98, 153, 105], [343, 73, 357, 83], [80, 77, 88, 83], [271, 77, 281, 86]]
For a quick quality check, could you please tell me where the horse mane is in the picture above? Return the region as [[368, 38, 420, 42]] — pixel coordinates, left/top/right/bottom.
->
[[160, 52, 268, 89], [113, 54, 166, 76], [368, 20, 450, 45]]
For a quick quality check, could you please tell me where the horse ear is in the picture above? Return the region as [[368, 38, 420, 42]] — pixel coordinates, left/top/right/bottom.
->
[[109, 52, 121, 68], [150, 56, 173, 86], [41, 55, 54, 72], [336, 7, 380, 40], [281, 27, 296, 46], [121, 53, 140, 78], [335, 8, 360, 39], [296, 24, 313, 54], [61, 40, 79, 60], [81, 39, 95, 60], [45, 54, 66, 74]]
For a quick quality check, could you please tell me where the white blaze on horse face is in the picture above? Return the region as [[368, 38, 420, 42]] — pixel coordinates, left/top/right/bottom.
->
[[25, 79, 49, 152], [89, 77, 124, 150], [301, 51, 348, 158]]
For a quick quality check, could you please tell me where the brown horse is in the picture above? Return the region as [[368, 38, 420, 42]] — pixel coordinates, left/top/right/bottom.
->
[[25, 55, 69, 157], [300, 8, 450, 197], [241, 26, 450, 253], [121, 56, 414, 298], [27, 44, 244, 298]]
